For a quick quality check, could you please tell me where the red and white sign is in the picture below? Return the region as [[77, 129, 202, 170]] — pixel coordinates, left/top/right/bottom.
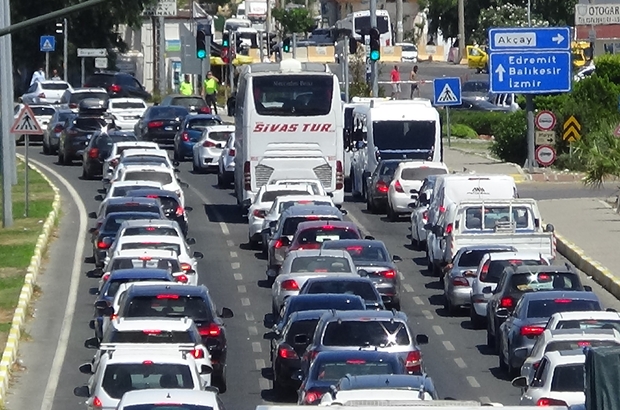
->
[[535, 110, 557, 131], [614, 123, 620, 138], [252, 123, 334, 133], [10, 105, 42, 135], [535, 145, 556, 167]]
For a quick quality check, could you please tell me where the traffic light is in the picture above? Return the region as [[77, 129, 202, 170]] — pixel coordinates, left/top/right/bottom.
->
[[196, 29, 207, 59], [268, 33, 277, 51], [282, 37, 291, 53], [349, 37, 358, 54], [222, 32, 230, 48], [221, 32, 230, 63], [369, 27, 380, 61]]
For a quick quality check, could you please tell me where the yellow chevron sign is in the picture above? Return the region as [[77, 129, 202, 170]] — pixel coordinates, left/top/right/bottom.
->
[[562, 115, 581, 143]]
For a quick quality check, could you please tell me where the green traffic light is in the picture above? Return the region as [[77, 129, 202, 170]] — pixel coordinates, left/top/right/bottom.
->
[[370, 50, 380, 61], [222, 40, 229, 47], [283, 45, 290, 52], [197, 50, 206, 59]]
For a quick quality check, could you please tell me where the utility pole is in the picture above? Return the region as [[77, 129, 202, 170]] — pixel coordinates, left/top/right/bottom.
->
[[370, 0, 378, 97], [525, 2, 536, 170], [63, 19, 68, 80], [458, 0, 465, 62], [0, 0, 13, 226], [158, 16, 166, 96], [343, 35, 350, 103], [292, 32, 297, 59], [395, 0, 403, 43], [152, 16, 158, 92]]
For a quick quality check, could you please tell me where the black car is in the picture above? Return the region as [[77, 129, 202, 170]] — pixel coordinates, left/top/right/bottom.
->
[[91, 211, 162, 267], [160, 94, 211, 114], [365, 159, 408, 213], [84, 71, 151, 100], [82, 129, 138, 179], [275, 294, 366, 331], [299, 276, 385, 310], [113, 283, 234, 392], [270, 309, 327, 392], [297, 350, 407, 405], [43, 109, 75, 155], [124, 189, 189, 236], [134, 105, 189, 145], [58, 99, 112, 165], [486, 264, 592, 351], [451, 97, 511, 112], [91, 196, 167, 234]]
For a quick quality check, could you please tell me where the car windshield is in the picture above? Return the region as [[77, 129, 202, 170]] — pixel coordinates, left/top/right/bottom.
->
[[103, 213, 161, 232], [187, 118, 221, 130], [101, 363, 194, 399], [297, 227, 360, 244], [123, 227, 178, 236], [282, 297, 365, 323], [280, 201, 332, 213], [42, 83, 69, 90], [110, 258, 180, 271], [372, 121, 436, 152], [305, 280, 378, 301], [322, 320, 411, 347], [290, 256, 351, 273], [401, 45, 417, 52], [116, 146, 157, 155], [111, 185, 159, 197], [31, 106, 55, 116], [206, 131, 233, 141], [121, 242, 181, 255], [314, 360, 395, 382], [261, 190, 310, 203], [464, 206, 531, 230], [282, 216, 340, 236], [546, 340, 620, 352], [171, 97, 206, 108], [71, 92, 109, 104], [111, 102, 146, 110], [125, 295, 212, 321], [527, 299, 600, 318], [285, 319, 320, 345], [333, 244, 389, 262], [105, 330, 193, 343], [124, 171, 173, 185], [462, 81, 490, 93], [556, 319, 620, 330], [104, 277, 172, 298], [149, 107, 189, 119], [401, 167, 447, 180], [379, 161, 402, 176], [550, 364, 584, 392], [510, 272, 582, 293], [252, 74, 333, 116], [483, 259, 543, 283], [122, 156, 168, 167]]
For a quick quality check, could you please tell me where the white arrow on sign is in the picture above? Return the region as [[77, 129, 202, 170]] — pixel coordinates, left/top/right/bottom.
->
[[495, 64, 506, 82], [552, 33, 565, 44]]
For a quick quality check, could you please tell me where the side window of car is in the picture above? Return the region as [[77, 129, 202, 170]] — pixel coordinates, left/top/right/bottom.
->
[[26, 84, 37, 93], [132, 79, 143, 89], [531, 357, 548, 387]]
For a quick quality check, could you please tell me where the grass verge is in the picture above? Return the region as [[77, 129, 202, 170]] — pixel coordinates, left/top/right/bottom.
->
[[0, 161, 55, 353]]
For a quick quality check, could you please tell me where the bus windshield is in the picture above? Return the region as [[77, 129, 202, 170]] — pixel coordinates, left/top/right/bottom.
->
[[355, 15, 389, 35], [373, 120, 436, 151], [253, 75, 333, 116]]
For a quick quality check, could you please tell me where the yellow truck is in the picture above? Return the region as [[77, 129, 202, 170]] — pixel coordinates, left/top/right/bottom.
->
[[466, 45, 488, 73], [572, 41, 592, 69]]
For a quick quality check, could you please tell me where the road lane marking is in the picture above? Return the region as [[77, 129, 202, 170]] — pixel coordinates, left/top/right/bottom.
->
[[219, 222, 229, 235], [237, 285, 247, 293], [255, 359, 266, 370], [403, 284, 414, 293], [432, 325, 443, 335], [443, 341, 455, 351], [422, 310, 433, 320], [185, 183, 231, 239], [231, 262, 240, 269], [479, 397, 491, 403], [241, 298, 251, 306], [248, 326, 258, 336], [230, 251, 238, 258], [32, 159, 87, 410], [398, 272, 405, 280], [252, 342, 262, 352], [413, 296, 424, 305], [234, 273, 243, 281], [454, 358, 467, 368], [227, 240, 234, 247], [245, 312, 255, 321], [259, 378, 271, 390], [467, 376, 480, 388]]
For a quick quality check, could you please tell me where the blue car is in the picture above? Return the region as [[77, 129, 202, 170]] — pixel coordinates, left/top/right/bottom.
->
[[173, 114, 222, 160]]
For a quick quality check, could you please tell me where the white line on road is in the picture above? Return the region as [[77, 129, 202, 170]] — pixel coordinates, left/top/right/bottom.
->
[[412, 296, 424, 305], [237, 285, 247, 293], [241, 298, 251, 306], [259, 378, 271, 391], [33, 159, 88, 410], [467, 376, 481, 388], [245, 312, 255, 321], [231, 262, 240, 270], [230, 251, 238, 258], [454, 358, 467, 369], [432, 325, 444, 335], [227, 240, 235, 247], [252, 342, 262, 353], [248, 326, 258, 336], [443, 341, 455, 351], [398, 271, 405, 280], [479, 397, 491, 404], [219, 222, 229, 235], [255, 359, 266, 370], [186, 184, 231, 238], [422, 310, 434, 320], [403, 284, 414, 293], [234, 273, 243, 281]]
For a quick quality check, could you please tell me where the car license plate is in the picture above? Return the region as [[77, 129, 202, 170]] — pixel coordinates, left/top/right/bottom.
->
[[165, 126, 173, 131]]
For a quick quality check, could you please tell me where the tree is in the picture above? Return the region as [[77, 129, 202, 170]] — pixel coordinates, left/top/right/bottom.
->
[[271, 7, 315, 35], [472, 3, 548, 44]]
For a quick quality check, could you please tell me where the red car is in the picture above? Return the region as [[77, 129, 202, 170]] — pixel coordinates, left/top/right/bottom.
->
[[286, 220, 369, 255]]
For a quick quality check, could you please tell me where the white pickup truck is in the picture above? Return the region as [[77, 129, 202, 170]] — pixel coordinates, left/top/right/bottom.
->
[[429, 199, 555, 267]]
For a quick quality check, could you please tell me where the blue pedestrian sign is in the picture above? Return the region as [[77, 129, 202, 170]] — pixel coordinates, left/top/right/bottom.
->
[[433, 77, 461, 106], [489, 27, 571, 52], [40, 35, 56, 52]]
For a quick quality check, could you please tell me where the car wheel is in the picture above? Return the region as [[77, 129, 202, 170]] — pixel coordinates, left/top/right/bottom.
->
[[486, 325, 496, 350], [173, 150, 181, 162], [444, 295, 455, 315], [192, 160, 200, 173], [42, 140, 49, 154], [390, 297, 401, 311], [213, 365, 227, 393], [366, 196, 375, 213], [498, 339, 508, 371], [217, 172, 226, 188], [411, 235, 419, 251], [58, 150, 64, 165], [248, 234, 260, 250], [470, 306, 485, 329], [387, 205, 398, 222], [82, 166, 90, 180]]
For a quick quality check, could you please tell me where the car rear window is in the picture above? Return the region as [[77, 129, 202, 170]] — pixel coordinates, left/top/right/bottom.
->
[[282, 216, 340, 236], [285, 319, 320, 345], [74, 117, 107, 130], [121, 242, 181, 255], [31, 106, 55, 116], [171, 97, 206, 108], [314, 360, 396, 382], [124, 227, 178, 236], [285, 297, 365, 321], [71, 92, 108, 104], [510, 272, 582, 293], [262, 190, 310, 203], [290, 256, 351, 273], [526, 299, 601, 318], [103, 213, 161, 232], [102, 363, 194, 398], [323, 320, 411, 346], [546, 340, 620, 353], [550, 364, 584, 392], [117, 145, 156, 155], [86, 75, 115, 86], [458, 250, 501, 267], [111, 257, 180, 271], [124, 171, 173, 185], [187, 119, 221, 130], [42, 83, 70, 90], [464, 207, 530, 230], [298, 227, 360, 244], [206, 131, 232, 141], [150, 107, 189, 119], [111, 185, 159, 197], [106, 204, 161, 216], [556, 320, 620, 330], [111, 101, 147, 110], [305, 281, 378, 301], [280, 200, 332, 213], [332, 244, 388, 262], [484, 259, 544, 284], [124, 295, 212, 321], [122, 156, 168, 167], [105, 277, 173, 297], [106, 330, 194, 343], [400, 167, 447, 180]]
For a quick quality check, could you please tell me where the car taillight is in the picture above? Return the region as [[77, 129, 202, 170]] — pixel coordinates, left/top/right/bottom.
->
[[296, 243, 320, 251], [500, 297, 514, 308], [554, 299, 573, 304], [53, 124, 63, 133], [191, 347, 205, 358], [336, 160, 343, 190], [69, 103, 78, 109], [304, 390, 322, 405], [444, 223, 453, 235], [380, 269, 397, 279], [203, 140, 216, 147], [175, 274, 189, 283], [253, 209, 266, 218], [480, 261, 490, 281], [281, 279, 299, 291], [199, 323, 221, 337], [422, 210, 428, 221], [405, 350, 422, 373], [376, 180, 389, 193], [180, 262, 192, 271], [394, 180, 404, 193], [156, 294, 179, 299], [102, 273, 110, 282], [229, 148, 235, 156], [38, 92, 46, 98], [439, 205, 446, 213], [452, 277, 469, 287], [110, 313, 118, 320], [176, 206, 184, 217], [274, 239, 284, 249], [521, 325, 545, 337], [108, 84, 121, 93], [88, 148, 99, 159], [93, 396, 103, 410], [181, 132, 190, 142], [199, 106, 211, 114], [148, 121, 164, 128], [97, 240, 111, 249], [244, 161, 251, 191], [537, 398, 568, 406], [278, 344, 298, 359]]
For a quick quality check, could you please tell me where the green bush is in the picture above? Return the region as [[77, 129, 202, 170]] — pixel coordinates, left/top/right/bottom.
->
[[445, 111, 506, 136], [490, 111, 527, 164], [592, 53, 620, 84], [444, 123, 478, 139]]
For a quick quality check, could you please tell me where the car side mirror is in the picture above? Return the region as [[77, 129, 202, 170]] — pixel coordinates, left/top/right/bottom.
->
[[217, 143, 224, 149], [511, 376, 528, 388], [327, 192, 334, 197], [192, 251, 204, 259], [174, 168, 180, 173], [410, 189, 419, 194], [424, 223, 432, 231], [408, 202, 417, 208], [219, 307, 234, 318], [496, 308, 510, 318], [84, 337, 100, 349], [89, 319, 96, 330], [261, 228, 271, 235], [88, 212, 97, 219], [392, 255, 402, 262], [545, 223, 554, 233], [584, 285, 592, 292], [78, 363, 94, 375], [94, 195, 103, 201], [201, 365, 213, 375], [415, 334, 429, 345], [358, 269, 368, 277], [269, 221, 277, 228], [88, 227, 97, 234], [607, 308, 618, 312], [482, 286, 492, 294], [94, 300, 109, 310], [173, 160, 180, 167], [185, 206, 193, 212], [355, 141, 365, 150], [264, 331, 278, 340], [186, 237, 196, 245], [364, 235, 375, 240], [73, 385, 90, 397], [294, 334, 309, 345], [340, 209, 348, 215]]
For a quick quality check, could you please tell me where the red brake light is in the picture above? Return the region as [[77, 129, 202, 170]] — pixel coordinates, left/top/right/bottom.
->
[[336, 160, 343, 190], [244, 161, 251, 191], [554, 299, 573, 304], [480, 261, 490, 281], [139, 256, 152, 261], [578, 341, 591, 347], [508, 259, 523, 265], [380, 269, 397, 279], [253, 209, 266, 218], [191, 347, 205, 358], [274, 239, 284, 249], [147, 194, 159, 199], [199, 106, 211, 114], [108, 84, 121, 93], [452, 277, 469, 287], [97, 240, 111, 249], [321, 225, 335, 230], [180, 262, 192, 271], [102, 273, 110, 282], [181, 132, 190, 142], [148, 121, 164, 128], [500, 297, 514, 308], [281, 279, 299, 291], [229, 148, 235, 156], [439, 205, 446, 213], [202, 140, 216, 147], [537, 398, 568, 406], [345, 359, 366, 364], [199, 323, 221, 337], [53, 124, 63, 133], [346, 246, 363, 252], [89, 148, 99, 159], [444, 223, 453, 235], [304, 391, 322, 405], [156, 294, 179, 299], [142, 329, 162, 334], [394, 180, 404, 193], [376, 180, 389, 193], [175, 274, 188, 283], [521, 325, 545, 337], [142, 360, 154, 365], [176, 206, 184, 216], [278, 345, 298, 359], [422, 210, 428, 222], [538, 273, 551, 281], [405, 350, 422, 373], [93, 396, 103, 409]]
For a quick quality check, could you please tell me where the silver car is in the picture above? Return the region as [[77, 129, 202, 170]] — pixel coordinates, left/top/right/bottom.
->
[[21, 80, 72, 104], [192, 124, 234, 172], [217, 132, 235, 187]]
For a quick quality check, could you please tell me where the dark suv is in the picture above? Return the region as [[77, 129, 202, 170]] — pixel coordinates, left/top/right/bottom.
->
[[85, 71, 151, 100], [58, 99, 112, 164]]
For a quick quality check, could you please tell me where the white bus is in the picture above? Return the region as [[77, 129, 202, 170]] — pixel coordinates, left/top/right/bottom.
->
[[335, 10, 393, 47], [234, 59, 344, 208], [349, 99, 442, 198]]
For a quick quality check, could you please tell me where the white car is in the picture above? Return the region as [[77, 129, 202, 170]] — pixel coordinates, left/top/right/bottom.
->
[[247, 184, 316, 247], [108, 98, 148, 130], [513, 350, 585, 407], [13, 104, 56, 142], [397, 43, 419, 63], [271, 249, 357, 314], [73, 347, 210, 410], [387, 161, 448, 221], [113, 164, 185, 206], [107, 234, 203, 285], [545, 311, 620, 331], [192, 124, 235, 172], [59, 87, 109, 112], [320, 374, 438, 404], [102, 249, 184, 274], [217, 132, 236, 188], [95, 180, 164, 216], [21, 80, 72, 104], [269, 178, 328, 196], [116, 389, 222, 410], [102, 141, 162, 183], [409, 182, 434, 251]]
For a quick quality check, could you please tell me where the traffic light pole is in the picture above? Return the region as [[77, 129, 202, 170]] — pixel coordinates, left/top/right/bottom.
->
[[292, 33, 297, 59], [343, 35, 350, 103], [369, 0, 378, 97]]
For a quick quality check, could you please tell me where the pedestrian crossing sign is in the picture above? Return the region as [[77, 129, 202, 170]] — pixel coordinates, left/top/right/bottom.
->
[[11, 105, 43, 135], [433, 77, 462, 106]]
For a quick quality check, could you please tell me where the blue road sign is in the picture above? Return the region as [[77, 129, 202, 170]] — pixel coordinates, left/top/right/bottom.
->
[[489, 51, 572, 94], [40, 35, 55, 52], [489, 27, 571, 52], [433, 77, 462, 106]]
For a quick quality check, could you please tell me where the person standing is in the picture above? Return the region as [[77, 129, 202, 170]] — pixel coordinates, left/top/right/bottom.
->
[[390, 65, 401, 99], [203, 71, 220, 114], [179, 74, 193, 96], [409, 65, 420, 98], [30, 67, 45, 85], [50, 69, 61, 80]]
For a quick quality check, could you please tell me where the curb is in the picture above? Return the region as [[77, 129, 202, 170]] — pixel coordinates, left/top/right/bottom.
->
[[0, 157, 61, 406], [446, 146, 528, 182]]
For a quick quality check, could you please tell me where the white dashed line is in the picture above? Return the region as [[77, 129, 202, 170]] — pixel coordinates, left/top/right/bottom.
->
[[245, 312, 255, 321], [443, 341, 455, 351], [230, 251, 238, 258], [255, 359, 266, 370], [259, 378, 271, 390], [432, 325, 443, 335], [219, 222, 229, 235], [398, 272, 405, 280], [252, 342, 262, 353], [248, 326, 258, 336], [231, 262, 240, 270], [412, 296, 424, 305], [237, 285, 247, 293], [479, 396, 491, 404], [454, 357, 467, 369], [467, 376, 480, 388], [422, 310, 434, 320], [403, 284, 414, 293], [227, 240, 234, 247], [241, 298, 251, 306], [234, 273, 243, 281]]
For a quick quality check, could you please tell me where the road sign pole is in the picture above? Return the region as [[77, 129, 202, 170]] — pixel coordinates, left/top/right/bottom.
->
[[158, 16, 166, 97], [0, 0, 14, 226], [446, 106, 452, 148], [369, 0, 378, 97], [63, 18, 68, 81], [45, 51, 50, 78], [344, 35, 350, 103], [81, 57, 85, 86], [526, 95, 536, 170], [24, 134, 29, 217]]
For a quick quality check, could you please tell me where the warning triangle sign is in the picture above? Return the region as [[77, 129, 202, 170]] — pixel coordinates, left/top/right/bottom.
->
[[437, 83, 458, 103], [11, 105, 43, 135]]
